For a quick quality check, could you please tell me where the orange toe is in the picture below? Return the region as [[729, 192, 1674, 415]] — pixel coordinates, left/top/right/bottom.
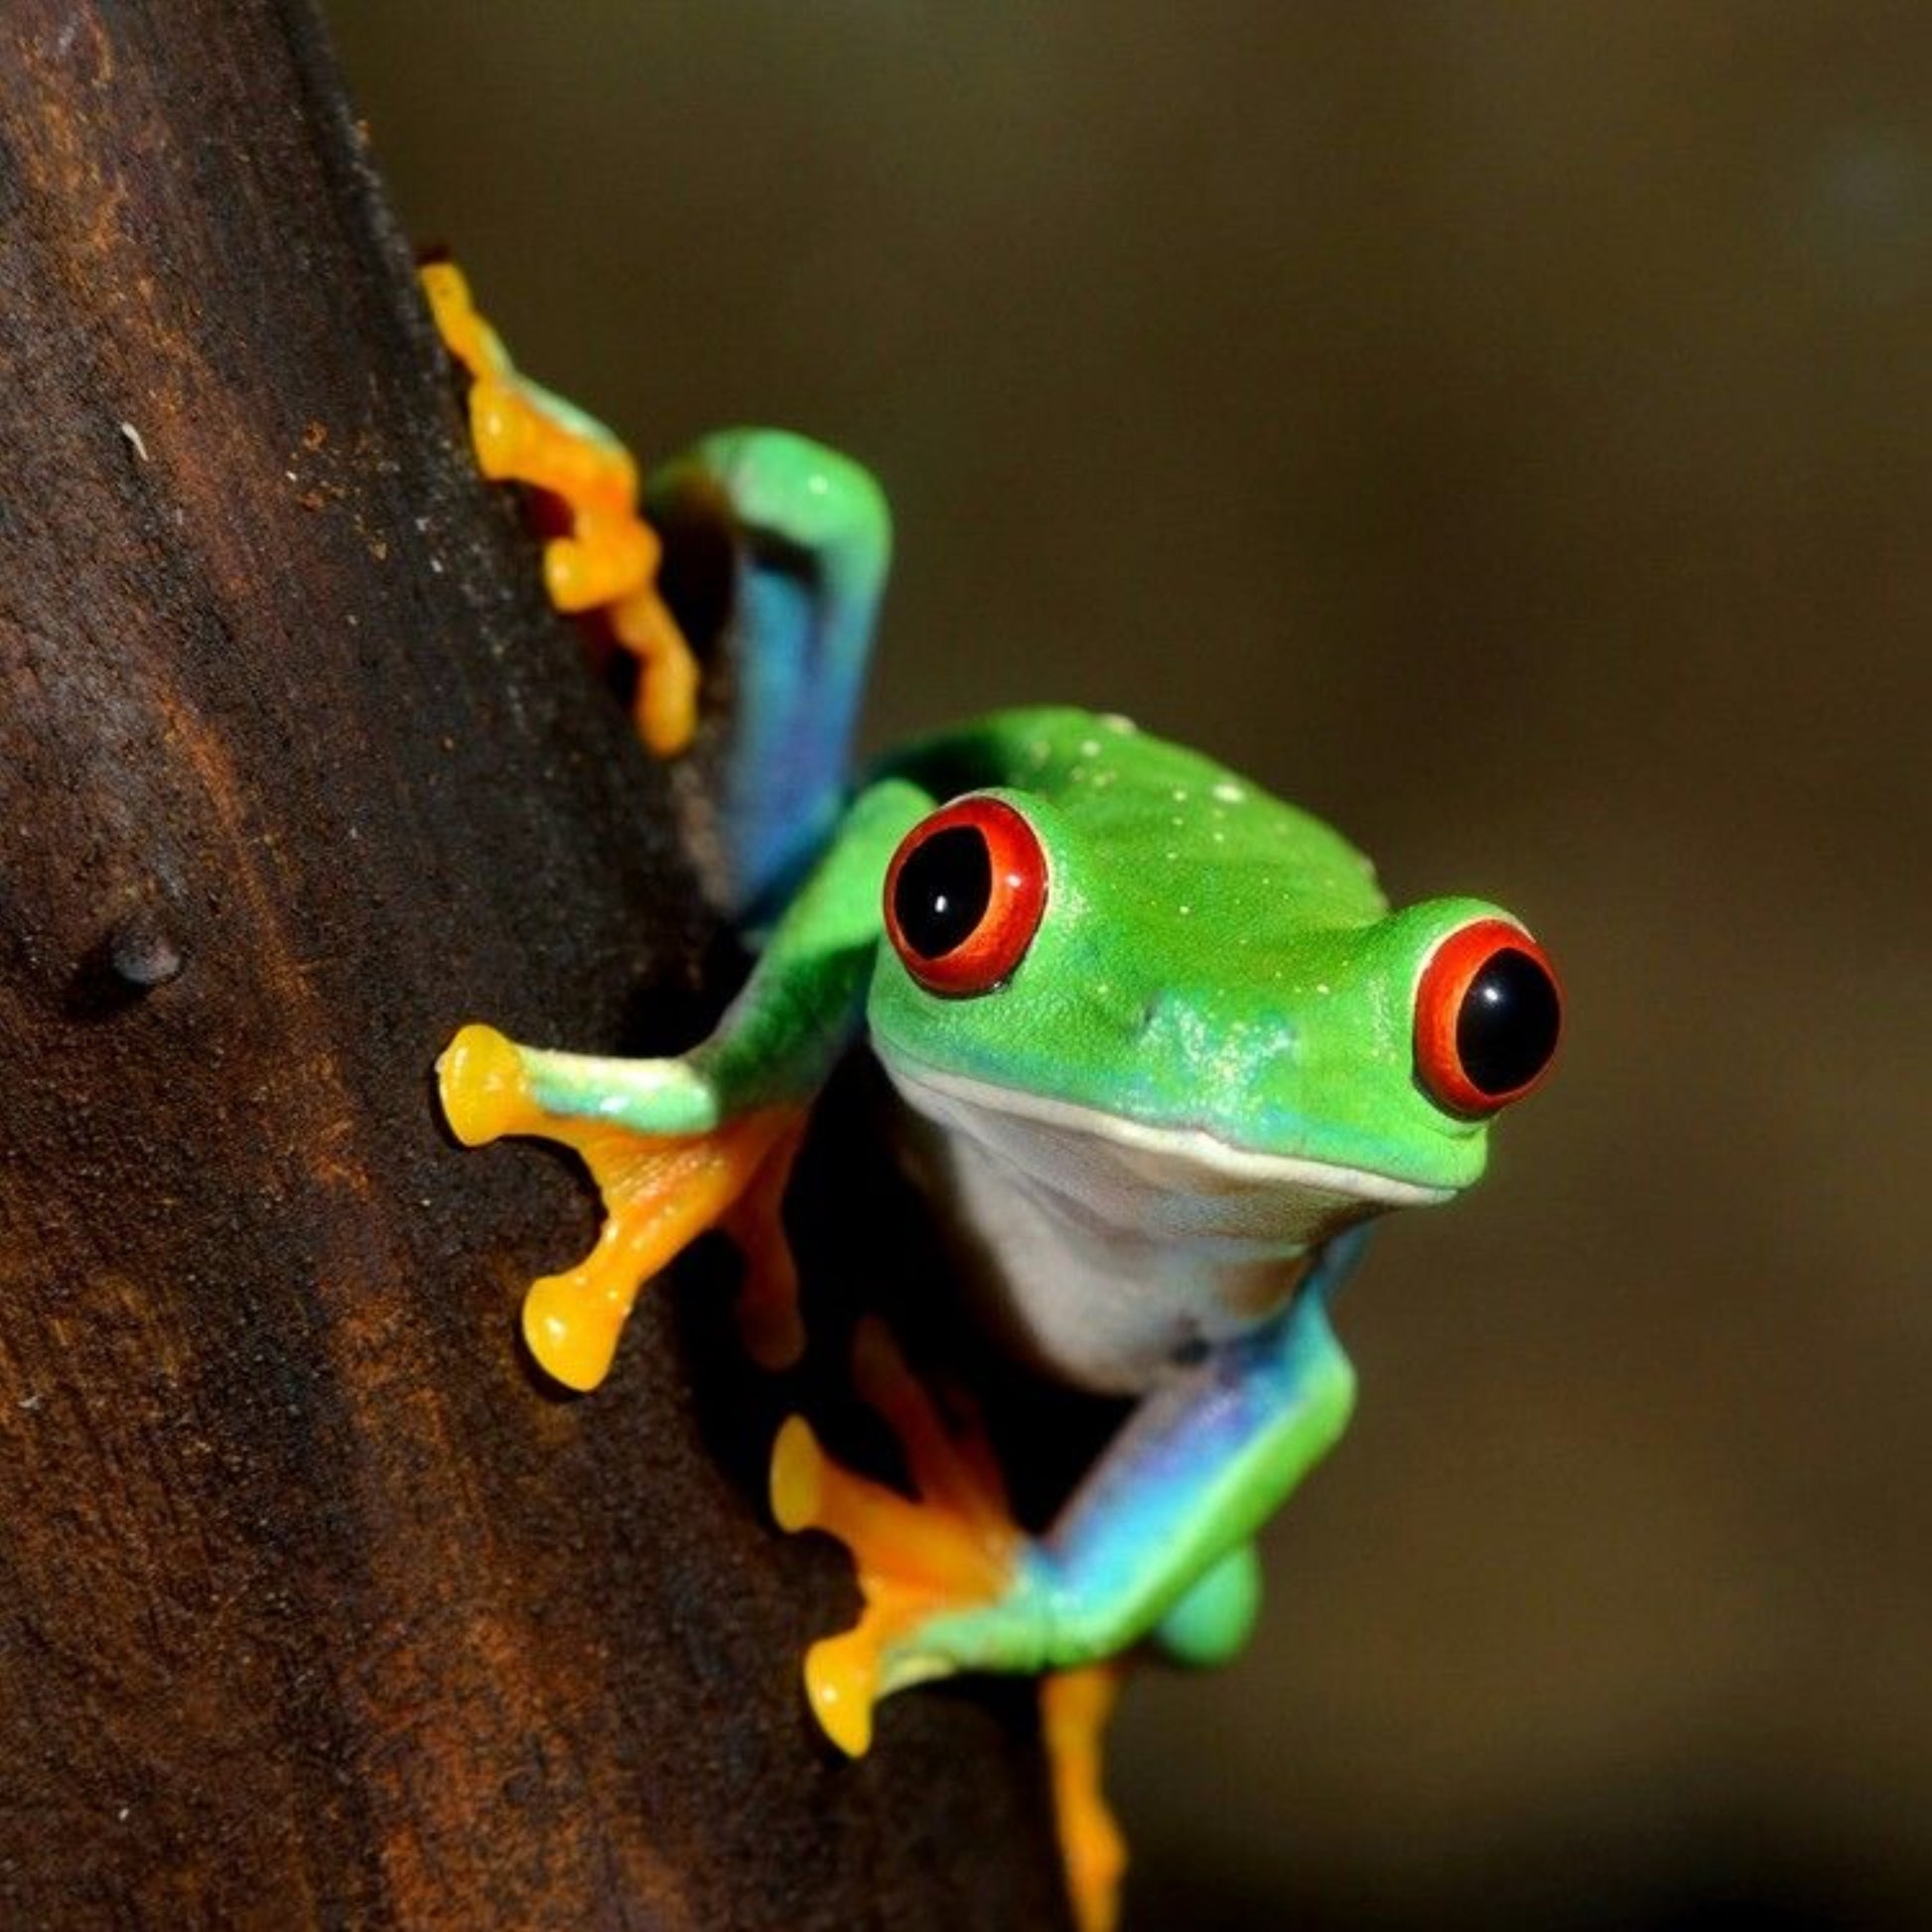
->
[[421, 260, 699, 757]]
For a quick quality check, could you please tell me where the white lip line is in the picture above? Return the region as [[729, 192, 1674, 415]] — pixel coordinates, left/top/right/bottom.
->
[[880, 1053, 1457, 1207]]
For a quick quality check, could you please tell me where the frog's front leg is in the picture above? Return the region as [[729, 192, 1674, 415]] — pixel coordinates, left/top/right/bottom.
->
[[439, 776, 931, 1390], [776, 1233, 1365, 1747], [1150, 1540, 1263, 1666], [773, 1242, 1361, 1931], [780, 1233, 1364, 1707]]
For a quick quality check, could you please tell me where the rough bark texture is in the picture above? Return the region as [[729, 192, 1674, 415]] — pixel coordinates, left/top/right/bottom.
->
[[0, 3, 1070, 1924]]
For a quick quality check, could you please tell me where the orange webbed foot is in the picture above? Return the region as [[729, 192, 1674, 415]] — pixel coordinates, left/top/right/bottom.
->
[[438, 1024, 805, 1391], [420, 260, 700, 758], [770, 1319, 1022, 1755]]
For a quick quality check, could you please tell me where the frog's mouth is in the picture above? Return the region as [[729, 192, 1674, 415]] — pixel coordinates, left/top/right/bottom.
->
[[878, 1053, 1455, 1248]]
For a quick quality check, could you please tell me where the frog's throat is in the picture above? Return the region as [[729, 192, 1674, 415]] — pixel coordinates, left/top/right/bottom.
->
[[875, 1050, 1454, 1395]]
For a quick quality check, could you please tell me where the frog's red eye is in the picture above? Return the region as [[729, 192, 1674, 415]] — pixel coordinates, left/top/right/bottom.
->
[[884, 796, 1047, 997], [1414, 918, 1563, 1115]]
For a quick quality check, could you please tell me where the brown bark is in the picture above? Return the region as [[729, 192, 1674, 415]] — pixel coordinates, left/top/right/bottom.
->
[[0, 2, 1069, 1923]]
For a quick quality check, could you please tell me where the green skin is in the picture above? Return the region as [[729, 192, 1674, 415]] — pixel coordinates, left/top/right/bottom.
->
[[507, 435, 1537, 1695]]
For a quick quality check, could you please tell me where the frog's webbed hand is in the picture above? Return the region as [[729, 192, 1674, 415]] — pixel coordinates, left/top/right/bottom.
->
[[439, 1034, 809, 1391], [1040, 1663, 1130, 1932], [769, 1318, 1023, 1754], [770, 1322, 1135, 1927], [439, 777, 931, 1392]]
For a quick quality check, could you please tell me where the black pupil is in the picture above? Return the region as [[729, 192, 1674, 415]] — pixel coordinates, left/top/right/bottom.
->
[[895, 825, 994, 959], [1455, 948, 1561, 1096]]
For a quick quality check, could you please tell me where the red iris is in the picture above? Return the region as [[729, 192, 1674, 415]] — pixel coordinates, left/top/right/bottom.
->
[[884, 796, 1048, 997], [1414, 918, 1563, 1115]]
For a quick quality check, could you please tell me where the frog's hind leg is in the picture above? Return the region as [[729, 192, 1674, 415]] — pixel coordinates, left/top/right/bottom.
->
[[645, 429, 893, 923], [438, 1024, 805, 1391]]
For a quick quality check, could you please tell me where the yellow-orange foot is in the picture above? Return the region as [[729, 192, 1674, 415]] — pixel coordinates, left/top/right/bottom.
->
[[769, 1318, 1021, 1756], [437, 1024, 804, 1391], [420, 260, 700, 757], [1041, 1664, 1129, 1932]]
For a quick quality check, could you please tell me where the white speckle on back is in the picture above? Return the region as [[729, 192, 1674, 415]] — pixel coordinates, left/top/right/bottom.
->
[[1212, 780, 1246, 804]]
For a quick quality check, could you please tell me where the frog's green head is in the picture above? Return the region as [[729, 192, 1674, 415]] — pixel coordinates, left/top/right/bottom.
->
[[867, 788, 1561, 1216]]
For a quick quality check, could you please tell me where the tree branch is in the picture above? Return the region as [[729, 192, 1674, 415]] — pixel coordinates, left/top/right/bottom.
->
[[0, 2, 1069, 1920]]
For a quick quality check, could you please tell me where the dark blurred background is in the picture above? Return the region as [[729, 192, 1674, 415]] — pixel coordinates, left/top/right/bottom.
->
[[324, 6, 1929, 1925]]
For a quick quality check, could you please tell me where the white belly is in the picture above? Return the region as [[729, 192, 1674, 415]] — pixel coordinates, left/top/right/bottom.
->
[[877, 1052, 1451, 1395]]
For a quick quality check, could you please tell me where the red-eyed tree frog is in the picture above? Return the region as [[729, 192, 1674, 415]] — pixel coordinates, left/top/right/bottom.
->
[[428, 271, 1562, 1932]]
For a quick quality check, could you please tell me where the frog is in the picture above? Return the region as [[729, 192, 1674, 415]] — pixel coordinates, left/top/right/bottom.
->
[[426, 282, 1561, 1932]]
